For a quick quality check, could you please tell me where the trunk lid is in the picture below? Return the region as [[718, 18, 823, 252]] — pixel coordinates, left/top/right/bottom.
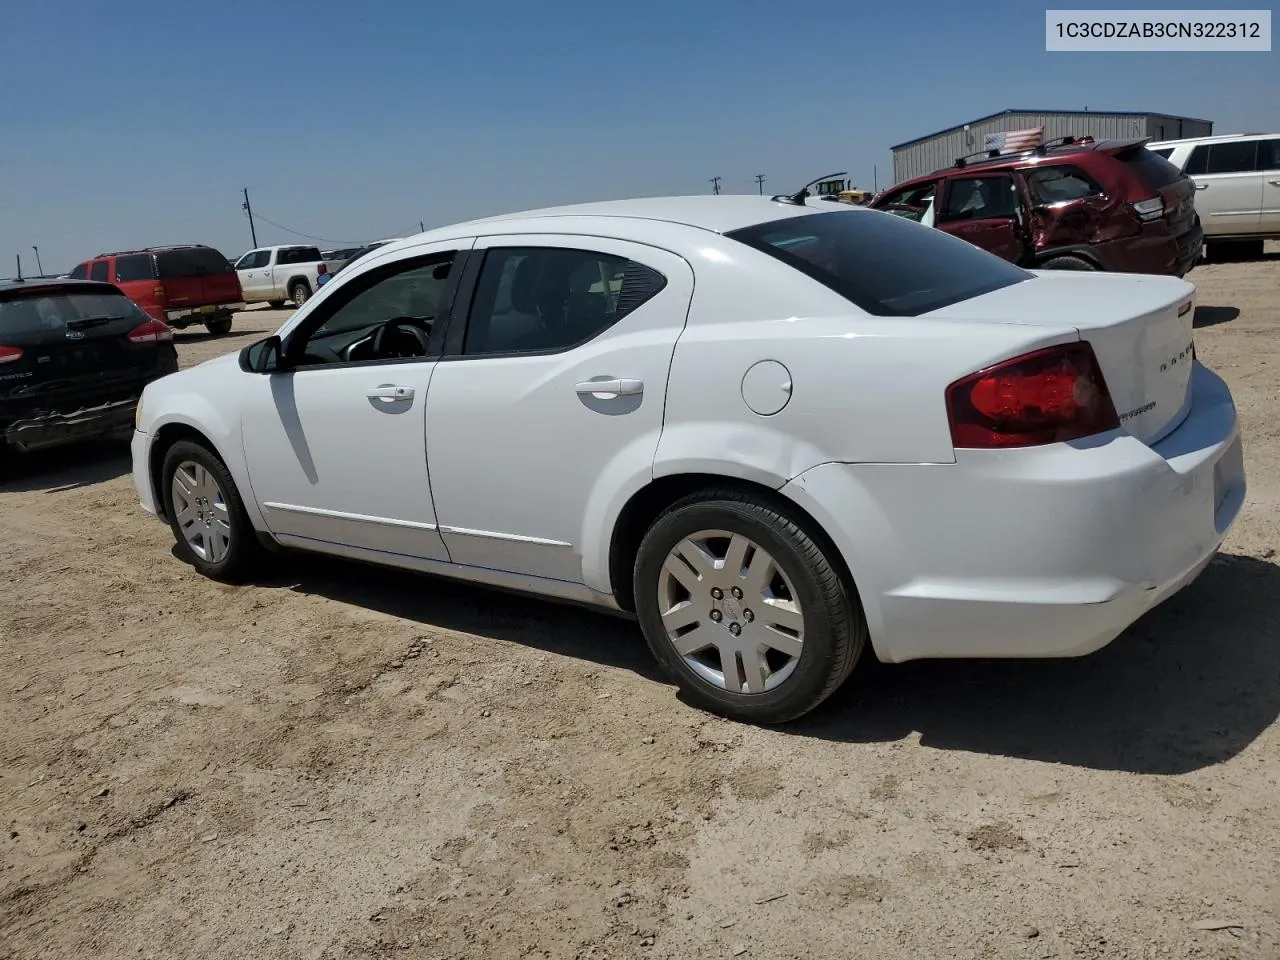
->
[[0, 285, 167, 408], [926, 271, 1196, 445]]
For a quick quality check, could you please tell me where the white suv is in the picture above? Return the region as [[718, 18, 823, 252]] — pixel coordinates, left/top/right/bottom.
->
[[1148, 133, 1280, 260]]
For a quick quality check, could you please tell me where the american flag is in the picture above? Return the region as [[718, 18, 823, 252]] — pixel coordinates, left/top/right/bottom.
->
[[984, 127, 1044, 153]]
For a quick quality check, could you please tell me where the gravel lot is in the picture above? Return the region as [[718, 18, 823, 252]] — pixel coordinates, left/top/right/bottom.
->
[[3, 249, 1279, 960]]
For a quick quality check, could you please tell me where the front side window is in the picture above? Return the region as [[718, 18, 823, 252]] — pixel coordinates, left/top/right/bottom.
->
[[460, 247, 666, 356], [876, 182, 937, 222], [938, 176, 1018, 222], [290, 254, 457, 366], [727, 210, 1031, 317], [1257, 139, 1280, 171], [236, 250, 269, 269], [1188, 141, 1259, 175], [68, 263, 89, 280], [1026, 165, 1103, 204]]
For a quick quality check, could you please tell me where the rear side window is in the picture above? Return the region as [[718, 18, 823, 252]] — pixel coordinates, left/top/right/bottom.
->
[[1026, 165, 1104, 203], [0, 290, 145, 336], [1117, 147, 1186, 189], [114, 254, 155, 282], [156, 247, 234, 278], [727, 210, 1030, 317], [89, 261, 109, 282], [278, 247, 322, 265]]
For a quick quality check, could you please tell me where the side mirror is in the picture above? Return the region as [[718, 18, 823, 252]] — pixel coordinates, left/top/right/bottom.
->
[[239, 335, 283, 374]]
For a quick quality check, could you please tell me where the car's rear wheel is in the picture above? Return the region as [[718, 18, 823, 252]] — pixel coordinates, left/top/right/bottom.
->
[[289, 281, 310, 306], [161, 439, 262, 583], [633, 489, 865, 724], [1038, 255, 1097, 270], [204, 316, 232, 336]]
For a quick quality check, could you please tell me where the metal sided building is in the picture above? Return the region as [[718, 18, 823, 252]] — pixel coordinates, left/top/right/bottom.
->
[[889, 109, 1213, 183]]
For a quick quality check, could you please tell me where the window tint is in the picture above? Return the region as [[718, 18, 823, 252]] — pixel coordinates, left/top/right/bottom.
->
[[877, 183, 936, 222], [461, 248, 665, 356], [156, 247, 233, 278], [727, 210, 1030, 317], [1204, 140, 1259, 174], [938, 176, 1018, 221], [236, 250, 269, 269], [68, 263, 89, 280], [1257, 139, 1280, 171], [114, 253, 155, 282], [1117, 146, 1186, 189], [0, 290, 144, 336], [1150, 147, 1174, 159], [89, 261, 109, 282], [278, 246, 322, 265], [1185, 145, 1209, 176], [304, 255, 456, 348], [1026, 165, 1103, 203]]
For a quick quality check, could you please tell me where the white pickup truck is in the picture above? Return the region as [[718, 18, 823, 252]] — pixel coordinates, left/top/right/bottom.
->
[[233, 245, 331, 308]]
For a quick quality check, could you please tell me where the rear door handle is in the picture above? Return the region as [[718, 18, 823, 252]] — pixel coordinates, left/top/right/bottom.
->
[[575, 378, 643, 399], [367, 385, 414, 401]]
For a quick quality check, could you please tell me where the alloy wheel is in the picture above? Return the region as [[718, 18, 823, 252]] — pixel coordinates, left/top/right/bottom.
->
[[171, 460, 232, 563]]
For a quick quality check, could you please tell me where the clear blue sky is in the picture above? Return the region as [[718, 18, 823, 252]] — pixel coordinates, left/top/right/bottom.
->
[[1, 0, 1274, 272]]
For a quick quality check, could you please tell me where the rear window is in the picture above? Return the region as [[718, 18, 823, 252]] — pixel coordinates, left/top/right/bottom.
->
[[277, 246, 322, 265], [1117, 146, 1186, 190], [0, 289, 145, 336], [155, 247, 234, 279], [114, 253, 156, 282], [726, 209, 1030, 316]]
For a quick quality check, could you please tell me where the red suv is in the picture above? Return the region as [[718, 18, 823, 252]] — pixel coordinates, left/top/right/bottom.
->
[[869, 136, 1202, 276], [68, 245, 244, 335]]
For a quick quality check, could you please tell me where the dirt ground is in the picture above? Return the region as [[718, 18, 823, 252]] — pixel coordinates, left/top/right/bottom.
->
[[3, 247, 1279, 960]]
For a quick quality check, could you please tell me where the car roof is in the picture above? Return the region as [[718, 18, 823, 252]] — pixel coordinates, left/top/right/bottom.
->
[[886, 137, 1150, 191], [92, 244, 217, 258], [410, 195, 860, 244], [0, 278, 119, 298], [1149, 131, 1279, 147]]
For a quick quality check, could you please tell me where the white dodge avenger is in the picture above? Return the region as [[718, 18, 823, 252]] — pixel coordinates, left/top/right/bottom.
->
[[131, 194, 1245, 723]]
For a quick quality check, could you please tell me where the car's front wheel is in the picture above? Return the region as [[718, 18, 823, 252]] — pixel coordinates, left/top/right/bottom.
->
[[204, 316, 232, 336], [161, 440, 262, 583], [633, 489, 865, 724]]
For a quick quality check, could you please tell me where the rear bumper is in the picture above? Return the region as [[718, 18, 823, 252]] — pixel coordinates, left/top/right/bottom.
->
[[781, 362, 1245, 663], [163, 303, 244, 326], [4, 397, 139, 452]]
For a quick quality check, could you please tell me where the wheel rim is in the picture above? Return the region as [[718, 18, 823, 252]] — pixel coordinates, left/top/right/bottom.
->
[[171, 460, 232, 563], [657, 530, 805, 695], [293, 286, 308, 305]]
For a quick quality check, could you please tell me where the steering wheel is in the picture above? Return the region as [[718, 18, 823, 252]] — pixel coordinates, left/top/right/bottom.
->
[[371, 318, 431, 359]]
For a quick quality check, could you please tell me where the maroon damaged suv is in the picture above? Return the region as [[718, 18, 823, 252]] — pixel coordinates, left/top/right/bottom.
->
[[869, 136, 1202, 276]]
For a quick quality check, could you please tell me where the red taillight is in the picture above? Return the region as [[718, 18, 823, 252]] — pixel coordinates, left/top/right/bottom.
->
[[945, 342, 1120, 449], [0, 345, 22, 364], [317, 262, 328, 276], [127, 319, 175, 344]]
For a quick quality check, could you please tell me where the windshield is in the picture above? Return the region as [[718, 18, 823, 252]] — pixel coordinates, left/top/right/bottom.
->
[[727, 209, 1031, 316], [0, 289, 146, 336]]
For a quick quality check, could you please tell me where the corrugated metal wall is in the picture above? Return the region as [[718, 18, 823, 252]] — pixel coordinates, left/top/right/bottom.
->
[[890, 112, 1214, 184]]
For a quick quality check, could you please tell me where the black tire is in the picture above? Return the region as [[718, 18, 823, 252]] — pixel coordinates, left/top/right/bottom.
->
[[160, 439, 262, 583], [204, 316, 232, 336], [633, 488, 866, 724], [288, 281, 310, 306], [1038, 255, 1097, 270], [268, 300, 287, 310]]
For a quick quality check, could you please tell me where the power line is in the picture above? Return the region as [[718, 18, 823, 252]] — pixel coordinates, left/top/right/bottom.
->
[[250, 211, 365, 246]]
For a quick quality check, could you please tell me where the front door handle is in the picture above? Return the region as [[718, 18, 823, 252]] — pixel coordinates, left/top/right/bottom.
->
[[367, 385, 414, 401], [1196, 183, 1208, 190], [575, 378, 643, 399], [1268, 179, 1280, 187]]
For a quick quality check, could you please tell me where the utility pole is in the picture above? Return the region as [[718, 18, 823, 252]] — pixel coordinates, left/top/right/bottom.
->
[[15, 253, 23, 281], [419, 220, 425, 233], [241, 188, 258, 248], [31, 246, 44, 276], [709, 176, 721, 196], [755, 174, 767, 195], [873, 165, 878, 191]]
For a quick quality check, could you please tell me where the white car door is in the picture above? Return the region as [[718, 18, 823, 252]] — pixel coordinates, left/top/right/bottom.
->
[[236, 250, 272, 301], [239, 241, 470, 561], [1188, 140, 1264, 236], [1258, 137, 1280, 233], [425, 235, 694, 584]]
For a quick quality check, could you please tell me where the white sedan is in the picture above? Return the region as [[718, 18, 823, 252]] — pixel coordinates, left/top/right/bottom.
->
[[131, 195, 1246, 724]]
